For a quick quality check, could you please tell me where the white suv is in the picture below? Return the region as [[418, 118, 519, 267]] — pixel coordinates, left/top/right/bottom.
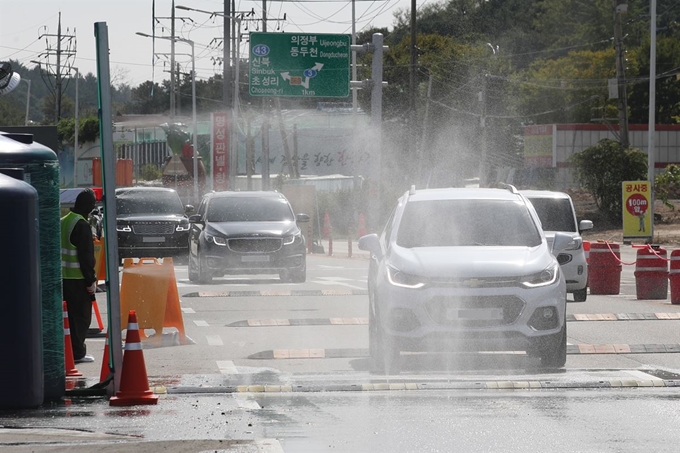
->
[[521, 190, 593, 302], [359, 185, 572, 374]]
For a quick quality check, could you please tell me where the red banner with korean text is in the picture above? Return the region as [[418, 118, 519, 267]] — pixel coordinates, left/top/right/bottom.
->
[[211, 112, 229, 191]]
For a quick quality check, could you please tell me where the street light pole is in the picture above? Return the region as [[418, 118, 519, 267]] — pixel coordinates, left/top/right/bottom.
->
[[23, 78, 31, 126], [74, 67, 79, 187], [137, 32, 199, 204], [189, 39, 199, 205]]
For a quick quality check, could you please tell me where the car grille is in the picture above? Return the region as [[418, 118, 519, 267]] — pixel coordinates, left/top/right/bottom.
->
[[427, 276, 519, 288], [132, 222, 175, 235], [425, 296, 525, 328], [228, 238, 282, 253]]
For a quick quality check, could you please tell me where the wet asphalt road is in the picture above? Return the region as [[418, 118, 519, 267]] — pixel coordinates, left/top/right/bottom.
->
[[3, 242, 680, 451]]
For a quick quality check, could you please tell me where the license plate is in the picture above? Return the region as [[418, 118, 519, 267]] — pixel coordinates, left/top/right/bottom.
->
[[241, 255, 270, 262], [142, 236, 165, 243], [446, 308, 503, 320]]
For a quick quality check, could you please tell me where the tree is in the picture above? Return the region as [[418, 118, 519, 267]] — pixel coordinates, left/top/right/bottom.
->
[[130, 81, 170, 114], [570, 139, 647, 222], [628, 35, 680, 124]]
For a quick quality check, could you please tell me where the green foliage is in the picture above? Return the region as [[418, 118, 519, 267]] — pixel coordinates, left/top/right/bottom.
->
[[570, 139, 648, 223], [56, 116, 100, 145], [160, 123, 190, 155], [655, 164, 680, 209], [139, 164, 162, 181]]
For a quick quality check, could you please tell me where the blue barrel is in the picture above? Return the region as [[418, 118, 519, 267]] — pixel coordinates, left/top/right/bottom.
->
[[0, 132, 63, 401], [0, 171, 43, 408]]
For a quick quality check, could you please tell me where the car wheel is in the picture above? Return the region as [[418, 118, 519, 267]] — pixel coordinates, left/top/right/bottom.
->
[[280, 256, 306, 283], [197, 251, 212, 284], [369, 300, 401, 375], [572, 287, 587, 302], [536, 325, 567, 368], [188, 252, 199, 283]]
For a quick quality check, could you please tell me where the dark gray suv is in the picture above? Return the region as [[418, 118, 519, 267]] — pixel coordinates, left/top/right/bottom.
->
[[188, 191, 309, 283]]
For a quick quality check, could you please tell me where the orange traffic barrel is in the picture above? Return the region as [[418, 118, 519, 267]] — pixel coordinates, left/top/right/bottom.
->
[[670, 250, 680, 305], [634, 246, 668, 300], [587, 242, 621, 295], [583, 240, 591, 264]]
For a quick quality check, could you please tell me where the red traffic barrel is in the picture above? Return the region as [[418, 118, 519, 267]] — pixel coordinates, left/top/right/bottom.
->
[[634, 246, 668, 300], [587, 242, 621, 295], [671, 250, 680, 305]]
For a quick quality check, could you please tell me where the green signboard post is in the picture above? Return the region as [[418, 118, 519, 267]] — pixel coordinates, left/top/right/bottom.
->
[[248, 32, 351, 98]]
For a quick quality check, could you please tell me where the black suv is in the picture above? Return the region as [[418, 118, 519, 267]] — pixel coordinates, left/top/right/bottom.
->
[[188, 191, 309, 283], [115, 187, 193, 259]]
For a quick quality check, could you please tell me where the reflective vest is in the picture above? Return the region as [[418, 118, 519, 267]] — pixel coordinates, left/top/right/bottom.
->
[[61, 211, 87, 280]]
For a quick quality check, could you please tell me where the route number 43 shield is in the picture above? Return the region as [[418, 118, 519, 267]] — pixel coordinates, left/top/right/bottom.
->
[[622, 181, 652, 238]]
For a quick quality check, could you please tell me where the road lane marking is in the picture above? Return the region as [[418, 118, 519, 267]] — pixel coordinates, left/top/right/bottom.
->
[[207, 335, 224, 346], [193, 320, 209, 327], [247, 344, 680, 360], [217, 360, 238, 374], [181, 307, 195, 314], [227, 314, 680, 328], [311, 279, 367, 290]]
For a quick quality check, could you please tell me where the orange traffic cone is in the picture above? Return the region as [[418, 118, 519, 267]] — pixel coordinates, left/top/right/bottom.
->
[[63, 301, 82, 378], [100, 334, 111, 383], [357, 213, 367, 238], [109, 310, 158, 406]]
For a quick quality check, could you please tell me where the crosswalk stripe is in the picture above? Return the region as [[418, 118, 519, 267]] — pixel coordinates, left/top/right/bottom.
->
[[207, 335, 223, 346]]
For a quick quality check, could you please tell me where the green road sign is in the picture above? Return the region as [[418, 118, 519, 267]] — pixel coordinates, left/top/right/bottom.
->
[[249, 32, 351, 98]]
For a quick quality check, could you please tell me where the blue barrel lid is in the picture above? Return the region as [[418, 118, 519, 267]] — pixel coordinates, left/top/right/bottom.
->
[[0, 132, 57, 163]]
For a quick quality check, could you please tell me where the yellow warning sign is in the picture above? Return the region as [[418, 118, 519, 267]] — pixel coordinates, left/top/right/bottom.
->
[[622, 181, 652, 238]]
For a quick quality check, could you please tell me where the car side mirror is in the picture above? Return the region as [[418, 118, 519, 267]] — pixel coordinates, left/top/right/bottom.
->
[[358, 233, 382, 258], [551, 232, 573, 256], [185, 204, 195, 214], [579, 219, 593, 232], [188, 214, 203, 224], [296, 213, 310, 223]]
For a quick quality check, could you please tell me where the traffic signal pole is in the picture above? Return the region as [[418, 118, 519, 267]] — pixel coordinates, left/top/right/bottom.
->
[[351, 33, 388, 231]]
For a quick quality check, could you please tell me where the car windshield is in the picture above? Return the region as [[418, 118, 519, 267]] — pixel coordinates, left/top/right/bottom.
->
[[396, 199, 542, 248], [116, 191, 184, 215], [206, 197, 295, 222], [527, 197, 577, 232]]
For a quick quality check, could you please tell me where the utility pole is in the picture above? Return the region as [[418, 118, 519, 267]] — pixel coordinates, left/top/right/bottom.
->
[[613, 0, 630, 148], [224, 0, 231, 107], [36, 12, 76, 124], [409, 0, 417, 171], [478, 74, 488, 187], [171, 1, 176, 118]]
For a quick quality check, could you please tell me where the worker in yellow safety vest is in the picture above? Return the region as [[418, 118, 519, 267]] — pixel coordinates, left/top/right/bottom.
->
[[60, 188, 97, 364]]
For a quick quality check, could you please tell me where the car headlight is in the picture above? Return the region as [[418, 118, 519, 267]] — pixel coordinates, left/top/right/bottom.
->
[[205, 233, 227, 246], [116, 224, 131, 232], [283, 233, 301, 245], [520, 263, 560, 288], [386, 265, 426, 289], [176, 223, 190, 232]]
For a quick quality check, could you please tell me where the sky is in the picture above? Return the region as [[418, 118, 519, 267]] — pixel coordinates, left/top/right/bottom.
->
[[0, 0, 416, 87]]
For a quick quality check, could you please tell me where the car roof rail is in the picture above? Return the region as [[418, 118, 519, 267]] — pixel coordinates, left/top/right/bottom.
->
[[498, 182, 519, 194]]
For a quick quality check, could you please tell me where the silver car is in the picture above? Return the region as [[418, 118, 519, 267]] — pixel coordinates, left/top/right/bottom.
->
[[521, 190, 593, 302], [359, 185, 572, 374]]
